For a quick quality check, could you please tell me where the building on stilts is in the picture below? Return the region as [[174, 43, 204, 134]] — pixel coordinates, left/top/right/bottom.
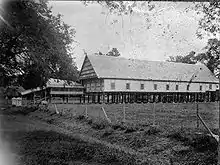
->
[[78, 54, 219, 104]]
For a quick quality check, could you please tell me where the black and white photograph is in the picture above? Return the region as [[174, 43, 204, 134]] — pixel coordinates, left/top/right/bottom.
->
[[0, 0, 219, 165]]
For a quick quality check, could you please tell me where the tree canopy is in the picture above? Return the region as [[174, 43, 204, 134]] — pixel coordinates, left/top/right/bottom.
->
[[167, 38, 220, 76], [89, 1, 220, 76], [95, 47, 121, 57], [0, 0, 78, 89]]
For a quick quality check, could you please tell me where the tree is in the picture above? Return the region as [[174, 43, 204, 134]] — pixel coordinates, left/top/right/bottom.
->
[[0, 0, 78, 89], [95, 47, 120, 57], [106, 48, 120, 57], [167, 51, 196, 64], [197, 2, 220, 38], [195, 38, 220, 74], [167, 39, 220, 76], [196, 2, 220, 76]]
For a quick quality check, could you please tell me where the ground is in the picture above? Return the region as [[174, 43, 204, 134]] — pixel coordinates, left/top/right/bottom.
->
[[0, 105, 106, 164], [0, 98, 218, 165]]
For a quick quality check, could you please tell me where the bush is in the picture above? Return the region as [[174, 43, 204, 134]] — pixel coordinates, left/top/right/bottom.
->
[[110, 122, 126, 131], [76, 115, 85, 121], [102, 127, 114, 137], [124, 126, 137, 134], [144, 126, 161, 135], [10, 106, 38, 115], [167, 129, 189, 143], [91, 120, 109, 130], [190, 134, 218, 152], [87, 118, 93, 125]]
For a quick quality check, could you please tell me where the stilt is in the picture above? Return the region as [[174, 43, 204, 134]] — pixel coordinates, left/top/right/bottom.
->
[[83, 94, 86, 103], [116, 93, 118, 103], [97, 93, 100, 104], [107, 93, 109, 103]]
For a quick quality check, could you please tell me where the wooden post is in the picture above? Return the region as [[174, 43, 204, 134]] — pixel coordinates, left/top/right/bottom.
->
[[123, 102, 126, 123], [197, 114, 218, 142], [196, 102, 199, 128], [54, 104, 59, 114], [111, 93, 114, 103], [83, 94, 86, 103], [107, 93, 109, 103], [153, 102, 156, 126], [85, 104, 88, 118], [97, 93, 100, 104], [101, 107, 111, 123]]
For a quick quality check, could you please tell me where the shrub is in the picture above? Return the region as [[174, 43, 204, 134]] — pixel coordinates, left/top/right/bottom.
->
[[167, 129, 189, 143], [102, 127, 114, 137], [111, 122, 123, 130], [144, 126, 161, 135], [91, 120, 109, 130], [124, 126, 137, 133], [190, 134, 218, 152], [76, 115, 85, 121]]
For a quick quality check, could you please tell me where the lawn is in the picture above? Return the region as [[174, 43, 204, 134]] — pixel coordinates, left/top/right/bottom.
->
[[48, 102, 219, 130], [5, 103, 217, 165]]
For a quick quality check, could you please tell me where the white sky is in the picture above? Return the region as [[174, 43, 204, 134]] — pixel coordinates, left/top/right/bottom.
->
[[49, 1, 208, 69]]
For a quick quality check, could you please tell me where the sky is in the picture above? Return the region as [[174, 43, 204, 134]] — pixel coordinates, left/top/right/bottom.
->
[[49, 1, 208, 70]]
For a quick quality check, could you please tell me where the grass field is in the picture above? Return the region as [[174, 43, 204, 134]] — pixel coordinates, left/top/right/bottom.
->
[[6, 103, 217, 164], [39, 103, 218, 164], [48, 102, 219, 130]]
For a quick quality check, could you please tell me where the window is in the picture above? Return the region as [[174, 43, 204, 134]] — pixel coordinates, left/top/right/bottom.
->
[[111, 82, 115, 90], [200, 85, 202, 91], [187, 85, 190, 91], [154, 84, 157, 90], [209, 84, 212, 90], [216, 85, 219, 89], [126, 83, 130, 90], [140, 84, 144, 90], [166, 84, 169, 90], [176, 85, 178, 91]]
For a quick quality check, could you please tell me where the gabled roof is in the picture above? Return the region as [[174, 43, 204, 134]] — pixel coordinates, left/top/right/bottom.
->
[[86, 54, 218, 83]]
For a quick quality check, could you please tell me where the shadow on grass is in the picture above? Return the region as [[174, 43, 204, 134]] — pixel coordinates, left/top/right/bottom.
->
[[3, 106, 38, 116], [167, 128, 218, 165], [14, 130, 129, 165]]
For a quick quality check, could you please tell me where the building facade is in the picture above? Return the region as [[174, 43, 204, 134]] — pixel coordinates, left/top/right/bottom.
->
[[79, 55, 219, 103], [21, 78, 84, 103]]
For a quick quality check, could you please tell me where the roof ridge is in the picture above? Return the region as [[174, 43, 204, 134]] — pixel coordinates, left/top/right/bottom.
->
[[87, 54, 204, 67]]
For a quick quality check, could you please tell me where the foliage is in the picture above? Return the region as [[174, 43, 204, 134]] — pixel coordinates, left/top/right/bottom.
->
[[167, 51, 196, 64], [167, 38, 220, 75], [197, 2, 220, 38], [91, 119, 108, 130], [4, 85, 24, 99], [196, 2, 220, 76], [95, 47, 121, 57], [107, 47, 120, 57], [84, 1, 220, 76], [83, 1, 156, 16], [0, 0, 78, 89]]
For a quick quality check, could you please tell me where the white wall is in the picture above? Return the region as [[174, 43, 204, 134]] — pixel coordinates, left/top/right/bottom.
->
[[104, 79, 218, 92]]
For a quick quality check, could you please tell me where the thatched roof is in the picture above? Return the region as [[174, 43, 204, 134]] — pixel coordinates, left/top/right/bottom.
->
[[85, 55, 218, 83]]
